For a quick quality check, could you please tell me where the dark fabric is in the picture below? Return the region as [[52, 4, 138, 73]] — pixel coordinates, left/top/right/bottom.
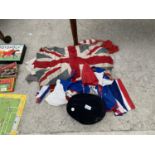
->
[[67, 94, 106, 125]]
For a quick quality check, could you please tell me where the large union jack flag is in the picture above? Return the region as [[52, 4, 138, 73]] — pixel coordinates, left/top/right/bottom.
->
[[32, 39, 119, 86]]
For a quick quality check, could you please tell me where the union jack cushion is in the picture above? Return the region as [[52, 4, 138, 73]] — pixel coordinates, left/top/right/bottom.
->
[[31, 39, 119, 86]]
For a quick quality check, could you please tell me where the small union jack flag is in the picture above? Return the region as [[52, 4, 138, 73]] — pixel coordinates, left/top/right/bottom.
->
[[32, 39, 119, 86]]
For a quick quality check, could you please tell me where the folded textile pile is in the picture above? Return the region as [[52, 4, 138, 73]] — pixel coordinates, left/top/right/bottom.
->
[[25, 39, 135, 122], [45, 67, 135, 116]]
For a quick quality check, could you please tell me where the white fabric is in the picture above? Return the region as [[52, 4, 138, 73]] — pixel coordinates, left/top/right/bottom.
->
[[45, 79, 68, 106], [94, 71, 113, 87], [102, 78, 113, 87], [89, 86, 98, 95], [25, 58, 36, 75], [66, 90, 77, 98], [36, 85, 49, 98], [94, 71, 104, 85]]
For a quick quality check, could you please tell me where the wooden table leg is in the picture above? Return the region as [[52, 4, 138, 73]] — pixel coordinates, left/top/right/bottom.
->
[[70, 19, 78, 45], [0, 31, 12, 43]]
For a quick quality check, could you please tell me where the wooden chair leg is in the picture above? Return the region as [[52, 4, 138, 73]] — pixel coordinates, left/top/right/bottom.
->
[[0, 31, 12, 43], [70, 19, 78, 45]]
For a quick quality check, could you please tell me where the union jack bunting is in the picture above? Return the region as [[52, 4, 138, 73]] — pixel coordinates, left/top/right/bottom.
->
[[32, 39, 119, 86]]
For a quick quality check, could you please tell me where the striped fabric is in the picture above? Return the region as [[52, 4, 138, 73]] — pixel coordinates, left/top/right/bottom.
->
[[32, 39, 119, 86], [109, 79, 135, 116], [79, 39, 119, 54]]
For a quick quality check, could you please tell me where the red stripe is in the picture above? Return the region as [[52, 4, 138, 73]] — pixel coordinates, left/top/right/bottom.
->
[[85, 56, 113, 65], [112, 103, 124, 116], [67, 46, 80, 80], [39, 67, 61, 84], [82, 63, 98, 85], [113, 110, 123, 116], [87, 46, 101, 55], [40, 48, 63, 57], [68, 46, 77, 58], [50, 51, 62, 57], [34, 55, 113, 70], [117, 79, 135, 109], [89, 39, 92, 44], [33, 59, 61, 68]]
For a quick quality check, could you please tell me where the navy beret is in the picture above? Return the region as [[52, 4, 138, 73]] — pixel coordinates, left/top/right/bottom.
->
[[67, 94, 106, 125]]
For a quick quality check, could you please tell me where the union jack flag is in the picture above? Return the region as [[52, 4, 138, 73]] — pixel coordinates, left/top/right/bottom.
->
[[32, 39, 119, 86]]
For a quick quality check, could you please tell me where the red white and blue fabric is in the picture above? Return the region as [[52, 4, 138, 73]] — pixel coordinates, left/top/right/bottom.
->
[[60, 67, 135, 116], [102, 79, 135, 116], [32, 39, 119, 86]]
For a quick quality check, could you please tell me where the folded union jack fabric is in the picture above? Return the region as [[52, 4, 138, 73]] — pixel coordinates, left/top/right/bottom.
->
[[28, 39, 119, 87]]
